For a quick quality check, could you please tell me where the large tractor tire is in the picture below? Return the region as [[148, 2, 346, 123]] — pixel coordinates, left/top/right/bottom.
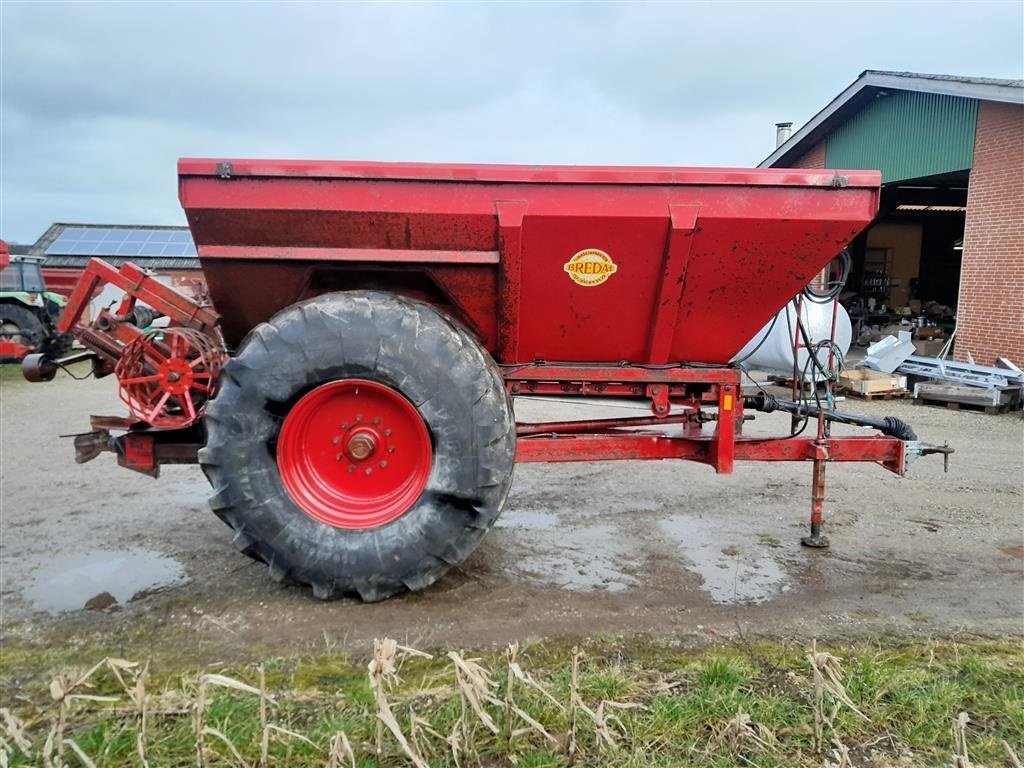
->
[[0, 303, 45, 350], [200, 291, 516, 601]]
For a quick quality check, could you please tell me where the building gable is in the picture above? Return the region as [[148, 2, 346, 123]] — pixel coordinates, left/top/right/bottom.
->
[[825, 91, 977, 183]]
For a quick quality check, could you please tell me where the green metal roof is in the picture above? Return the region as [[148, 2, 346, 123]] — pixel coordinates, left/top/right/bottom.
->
[[824, 91, 977, 183]]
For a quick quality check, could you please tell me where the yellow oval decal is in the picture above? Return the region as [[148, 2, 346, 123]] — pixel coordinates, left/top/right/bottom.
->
[[563, 248, 618, 287]]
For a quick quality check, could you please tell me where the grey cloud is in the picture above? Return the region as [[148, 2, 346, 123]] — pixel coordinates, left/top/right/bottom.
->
[[1, 1, 1021, 243]]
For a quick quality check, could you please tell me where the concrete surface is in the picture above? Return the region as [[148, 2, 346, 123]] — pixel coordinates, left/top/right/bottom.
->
[[1, 367, 1022, 659]]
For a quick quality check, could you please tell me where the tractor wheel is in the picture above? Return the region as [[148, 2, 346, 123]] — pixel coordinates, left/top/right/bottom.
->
[[0, 304, 45, 349], [199, 291, 516, 601]]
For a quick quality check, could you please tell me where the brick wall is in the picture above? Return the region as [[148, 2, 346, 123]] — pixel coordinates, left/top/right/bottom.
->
[[789, 141, 827, 169], [956, 101, 1024, 367]]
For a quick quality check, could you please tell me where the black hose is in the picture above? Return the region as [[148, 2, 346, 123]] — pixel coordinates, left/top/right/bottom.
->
[[745, 393, 917, 441], [730, 313, 779, 367], [881, 416, 918, 442], [803, 248, 851, 303]]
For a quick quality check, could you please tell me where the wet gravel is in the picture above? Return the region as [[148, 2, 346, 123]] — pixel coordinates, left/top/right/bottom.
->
[[1, 367, 1022, 659]]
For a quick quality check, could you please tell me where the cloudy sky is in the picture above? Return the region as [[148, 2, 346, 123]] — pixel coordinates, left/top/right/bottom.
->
[[2, 1, 1022, 243]]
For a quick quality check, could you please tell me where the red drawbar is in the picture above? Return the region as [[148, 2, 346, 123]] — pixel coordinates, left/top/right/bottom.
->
[[276, 379, 432, 530]]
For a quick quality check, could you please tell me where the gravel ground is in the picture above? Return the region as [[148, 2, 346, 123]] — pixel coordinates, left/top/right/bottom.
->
[[1, 365, 1021, 660]]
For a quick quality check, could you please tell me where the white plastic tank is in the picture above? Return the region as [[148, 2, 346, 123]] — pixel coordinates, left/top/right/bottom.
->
[[730, 300, 852, 379]]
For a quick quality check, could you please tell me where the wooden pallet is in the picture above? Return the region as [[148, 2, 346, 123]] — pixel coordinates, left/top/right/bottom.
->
[[914, 396, 1019, 415], [767, 376, 831, 394], [912, 382, 1022, 414], [840, 387, 910, 401]]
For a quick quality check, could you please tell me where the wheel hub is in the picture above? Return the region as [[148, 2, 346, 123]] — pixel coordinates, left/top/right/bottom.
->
[[277, 379, 432, 529], [346, 432, 376, 461]]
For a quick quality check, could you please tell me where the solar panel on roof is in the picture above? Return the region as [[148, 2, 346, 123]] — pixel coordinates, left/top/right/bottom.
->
[[116, 242, 144, 256], [138, 242, 166, 256], [45, 227, 195, 257]]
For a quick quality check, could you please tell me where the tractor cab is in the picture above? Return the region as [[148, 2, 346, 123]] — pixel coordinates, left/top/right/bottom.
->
[[0, 254, 47, 293], [0, 243, 71, 359]]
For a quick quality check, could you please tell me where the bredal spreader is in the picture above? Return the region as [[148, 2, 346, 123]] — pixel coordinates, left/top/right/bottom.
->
[[24, 160, 951, 601]]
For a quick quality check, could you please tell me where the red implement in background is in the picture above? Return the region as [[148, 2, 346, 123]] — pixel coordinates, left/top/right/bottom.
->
[[0, 240, 34, 359]]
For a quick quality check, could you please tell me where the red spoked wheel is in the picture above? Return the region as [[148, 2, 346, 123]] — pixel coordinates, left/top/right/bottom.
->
[[276, 379, 433, 530], [116, 327, 224, 428]]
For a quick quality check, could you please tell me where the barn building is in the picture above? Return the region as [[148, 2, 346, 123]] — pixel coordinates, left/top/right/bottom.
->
[[761, 70, 1023, 367]]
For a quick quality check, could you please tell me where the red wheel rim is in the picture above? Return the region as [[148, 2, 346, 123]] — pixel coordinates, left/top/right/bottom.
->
[[276, 379, 432, 530]]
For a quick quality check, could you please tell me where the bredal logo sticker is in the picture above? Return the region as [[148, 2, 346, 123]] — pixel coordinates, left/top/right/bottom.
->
[[563, 248, 618, 287]]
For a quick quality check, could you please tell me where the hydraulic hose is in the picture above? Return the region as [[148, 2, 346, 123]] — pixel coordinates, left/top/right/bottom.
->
[[803, 248, 851, 303], [745, 392, 918, 441]]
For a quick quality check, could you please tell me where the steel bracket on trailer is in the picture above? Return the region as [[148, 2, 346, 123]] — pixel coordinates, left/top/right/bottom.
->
[[58, 258, 219, 335], [647, 204, 700, 364], [507, 364, 732, 471], [71, 421, 203, 478], [495, 201, 528, 362], [30, 258, 226, 429]]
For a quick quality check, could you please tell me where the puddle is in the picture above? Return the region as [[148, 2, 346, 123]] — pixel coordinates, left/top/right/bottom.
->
[[659, 515, 790, 604], [501, 521, 638, 592], [20, 549, 187, 614]]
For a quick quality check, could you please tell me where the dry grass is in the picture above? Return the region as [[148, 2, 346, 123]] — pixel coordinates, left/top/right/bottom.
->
[[0, 637, 1020, 767]]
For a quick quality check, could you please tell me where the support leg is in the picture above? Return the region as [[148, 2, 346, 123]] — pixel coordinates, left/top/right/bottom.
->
[[801, 456, 831, 548]]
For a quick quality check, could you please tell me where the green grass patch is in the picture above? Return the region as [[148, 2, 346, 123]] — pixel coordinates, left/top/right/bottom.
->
[[0, 638, 1020, 766], [0, 362, 27, 381]]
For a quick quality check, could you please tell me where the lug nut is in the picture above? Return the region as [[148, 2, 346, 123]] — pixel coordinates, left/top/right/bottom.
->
[[379, 460, 388, 468], [332, 436, 341, 444], [373, 417, 381, 425], [384, 429, 392, 436], [365, 468, 373, 476]]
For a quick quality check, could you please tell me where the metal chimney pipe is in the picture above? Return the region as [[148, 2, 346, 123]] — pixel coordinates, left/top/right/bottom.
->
[[775, 122, 793, 148]]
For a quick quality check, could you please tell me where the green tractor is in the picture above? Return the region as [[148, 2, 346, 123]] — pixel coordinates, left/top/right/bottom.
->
[[0, 242, 73, 359]]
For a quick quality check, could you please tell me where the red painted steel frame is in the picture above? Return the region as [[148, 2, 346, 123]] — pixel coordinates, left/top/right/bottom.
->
[[507, 364, 905, 475], [58, 258, 220, 335], [0, 340, 34, 359], [516, 434, 904, 472]]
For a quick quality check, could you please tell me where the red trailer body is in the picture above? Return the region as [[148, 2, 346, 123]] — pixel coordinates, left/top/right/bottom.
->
[[178, 159, 879, 364], [25, 160, 950, 602]]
